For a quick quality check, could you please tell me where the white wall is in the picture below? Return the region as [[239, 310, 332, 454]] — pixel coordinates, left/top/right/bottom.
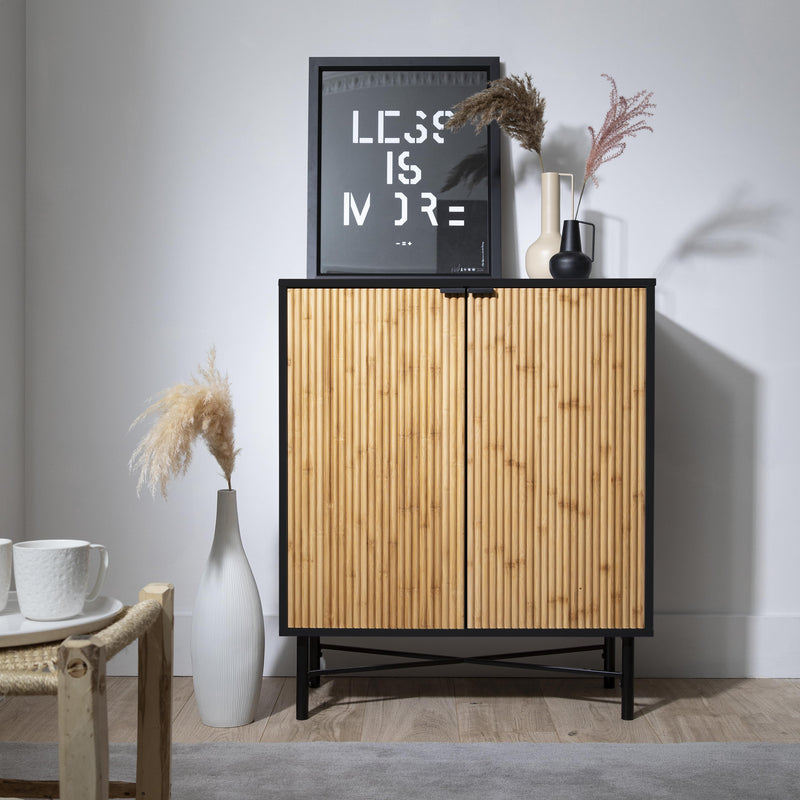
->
[[0, 0, 25, 547], [22, 0, 800, 677]]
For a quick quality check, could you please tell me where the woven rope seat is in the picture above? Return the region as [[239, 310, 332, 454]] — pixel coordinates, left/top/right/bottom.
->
[[0, 599, 162, 696]]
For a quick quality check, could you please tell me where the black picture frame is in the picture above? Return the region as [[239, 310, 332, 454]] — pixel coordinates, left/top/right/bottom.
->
[[307, 56, 501, 279]]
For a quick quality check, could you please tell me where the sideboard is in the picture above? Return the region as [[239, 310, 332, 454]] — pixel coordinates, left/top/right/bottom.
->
[[279, 278, 654, 720]]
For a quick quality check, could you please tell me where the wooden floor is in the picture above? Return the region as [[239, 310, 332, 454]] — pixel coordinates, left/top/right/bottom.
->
[[2, 677, 800, 744]]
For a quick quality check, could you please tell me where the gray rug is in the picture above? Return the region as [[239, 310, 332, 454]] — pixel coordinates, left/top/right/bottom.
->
[[2, 741, 799, 799]]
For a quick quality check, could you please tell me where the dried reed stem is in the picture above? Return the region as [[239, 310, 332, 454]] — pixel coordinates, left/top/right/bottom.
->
[[576, 74, 655, 216], [129, 348, 240, 498], [446, 73, 546, 171]]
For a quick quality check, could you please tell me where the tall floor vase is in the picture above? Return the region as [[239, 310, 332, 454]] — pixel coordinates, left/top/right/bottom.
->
[[191, 489, 265, 727], [525, 172, 573, 278]]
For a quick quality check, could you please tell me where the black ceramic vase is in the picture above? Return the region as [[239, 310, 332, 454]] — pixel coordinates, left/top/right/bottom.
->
[[549, 220, 595, 279]]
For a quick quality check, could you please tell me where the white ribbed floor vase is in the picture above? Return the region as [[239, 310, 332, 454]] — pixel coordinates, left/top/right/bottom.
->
[[191, 489, 265, 727]]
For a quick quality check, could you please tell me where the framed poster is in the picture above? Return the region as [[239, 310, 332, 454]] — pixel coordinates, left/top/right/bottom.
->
[[307, 56, 501, 278]]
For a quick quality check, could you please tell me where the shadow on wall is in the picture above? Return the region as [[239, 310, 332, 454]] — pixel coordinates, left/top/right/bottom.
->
[[655, 187, 782, 314], [556, 184, 781, 282], [657, 188, 781, 278], [654, 315, 758, 672]]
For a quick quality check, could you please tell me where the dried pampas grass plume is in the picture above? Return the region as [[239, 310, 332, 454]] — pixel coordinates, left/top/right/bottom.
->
[[129, 348, 240, 498], [445, 73, 546, 171], [577, 74, 655, 215]]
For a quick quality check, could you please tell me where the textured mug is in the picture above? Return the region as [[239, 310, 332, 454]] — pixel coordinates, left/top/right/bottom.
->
[[0, 539, 11, 613], [13, 539, 109, 620]]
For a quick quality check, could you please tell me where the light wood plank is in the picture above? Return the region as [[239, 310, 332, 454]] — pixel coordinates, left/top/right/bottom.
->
[[453, 677, 560, 742], [541, 678, 660, 742], [4, 677, 800, 744], [259, 678, 366, 742], [172, 678, 284, 743], [642, 678, 800, 743], [360, 677, 459, 742], [0, 693, 60, 742], [105, 675, 193, 743]]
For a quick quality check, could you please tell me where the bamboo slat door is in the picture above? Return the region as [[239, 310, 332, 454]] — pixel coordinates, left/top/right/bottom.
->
[[286, 287, 466, 630], [467, 287, 648, 630]]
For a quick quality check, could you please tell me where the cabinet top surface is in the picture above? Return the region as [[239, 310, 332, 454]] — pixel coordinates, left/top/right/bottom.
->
[[279, 277, 656, 289]]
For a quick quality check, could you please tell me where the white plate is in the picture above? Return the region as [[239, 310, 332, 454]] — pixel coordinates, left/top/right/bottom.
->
[[0, 593, 124, 647]]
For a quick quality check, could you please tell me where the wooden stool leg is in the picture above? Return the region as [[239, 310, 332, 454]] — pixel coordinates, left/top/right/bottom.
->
[[137, 583, 174, 800], [57, 636, 109, 800]]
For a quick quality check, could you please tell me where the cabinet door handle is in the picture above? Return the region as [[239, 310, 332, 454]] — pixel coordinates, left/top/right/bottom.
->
[[439, 287, 467, 297], [468, 287, 495, 297]]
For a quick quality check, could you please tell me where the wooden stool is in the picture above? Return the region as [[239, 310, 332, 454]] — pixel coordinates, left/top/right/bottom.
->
[[0, 583, 174, 800]]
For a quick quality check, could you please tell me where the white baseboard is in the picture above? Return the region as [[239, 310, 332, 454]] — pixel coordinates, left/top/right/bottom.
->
[[106, 613, 800, 678]]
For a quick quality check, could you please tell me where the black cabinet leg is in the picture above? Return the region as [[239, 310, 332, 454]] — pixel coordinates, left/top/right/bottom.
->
[[309, 636, 321, 688], [296, 636, 309, 720], [621, 637, 635, 720], [603, 636, 616, 689]]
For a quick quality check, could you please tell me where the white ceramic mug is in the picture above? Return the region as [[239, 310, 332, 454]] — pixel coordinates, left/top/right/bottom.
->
[[0, 539, 11, 613], [13, 539, 109, 621]]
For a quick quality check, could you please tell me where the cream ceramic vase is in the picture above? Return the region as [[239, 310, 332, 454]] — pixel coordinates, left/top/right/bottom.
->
[[525, 172, 573, 278], [191, 490, 265, 727]]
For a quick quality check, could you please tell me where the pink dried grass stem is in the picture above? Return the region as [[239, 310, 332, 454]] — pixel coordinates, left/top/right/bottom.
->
[[576, 74, 655, 216]]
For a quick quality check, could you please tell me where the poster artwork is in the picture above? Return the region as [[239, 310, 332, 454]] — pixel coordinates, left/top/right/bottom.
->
[[319, 70, 491, 275]]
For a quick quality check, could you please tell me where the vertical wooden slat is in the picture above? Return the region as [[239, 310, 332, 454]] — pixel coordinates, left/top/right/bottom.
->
[[361, 291, 371, 630], [577, 287, 587, 628], [524, 291, 536, 627], [431, 292, 440, 627], [370, 289, 380, 630], [314, 288, 324, 627], [590, 290, 601, 629], [466, 295, 476, 627], [450, 294, 465, 627], [450, 294, 459, 625], [405, 290, 414, 628], [548, 290, 558, 628], [534, 289, 545, 629], [335, 289, 346, 627], [502, 291, 512, 628], [344, 289, 354, 628], [621, 288, 632, 628], [474, 295, 485, 627], [328, 289, 337, 629], [485, 294, 495, 627], [418, 290, 428, 627], [569, 289, 579, 627], [613, 288, 624, 627], [299, 288, 311, 628], [599, 287, 611, 627], [636, 289, 647, 623], [511, 289, 522, 629]]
